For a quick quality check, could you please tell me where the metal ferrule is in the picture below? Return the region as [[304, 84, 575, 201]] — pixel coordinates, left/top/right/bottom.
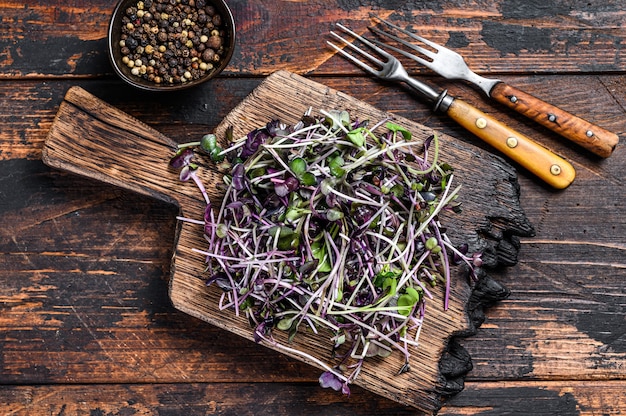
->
[[433, 90, 454, 113]]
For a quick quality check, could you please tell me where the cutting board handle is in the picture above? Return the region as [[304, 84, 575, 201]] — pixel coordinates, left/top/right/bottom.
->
[[42, 86, 220, 214]]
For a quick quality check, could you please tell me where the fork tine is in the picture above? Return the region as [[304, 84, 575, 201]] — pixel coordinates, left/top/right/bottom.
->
[[369, 26, 437, 62], [328, 31, 383, 71], [368, 27, 434, 68], [328, 23, 401, 77], [374, 16, 443, 51], [327, 38, 379, 76], [334, 23, 396, 62]]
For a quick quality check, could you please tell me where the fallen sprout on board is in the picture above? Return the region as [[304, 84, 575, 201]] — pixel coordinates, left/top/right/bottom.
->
[[169, 109, 483, 395]]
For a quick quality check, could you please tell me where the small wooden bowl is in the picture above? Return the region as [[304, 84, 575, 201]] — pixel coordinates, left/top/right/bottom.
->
[[107, 0, 236, 92]]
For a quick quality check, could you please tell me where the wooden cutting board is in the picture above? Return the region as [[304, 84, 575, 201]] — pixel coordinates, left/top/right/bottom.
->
[[42, 70, 533, 414]]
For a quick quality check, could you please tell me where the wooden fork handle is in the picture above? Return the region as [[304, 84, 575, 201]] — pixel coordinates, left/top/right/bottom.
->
[[446, 98, 576, 189], [490, 83, 619, 158]]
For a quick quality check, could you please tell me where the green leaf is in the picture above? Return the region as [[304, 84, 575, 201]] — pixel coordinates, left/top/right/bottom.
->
[[300, 172, 317, 186], [347, 127, 366, 147], [277, 317, 294, 331], [335, 285, 343, 302], [268, 226, 299, 251], [391, 183, 404, 198], [325, 110, 350, 130], [405, 286, 421, 302], [216, 224, 229, 238], [268, 225, 293, 239], [382, 277, 397, 296], [328, 155, 346, 177], [288, 323, 299, 343], [311, 241, 332, 273], [200, 133, 218, 152], [248, 167, 266, 179], [374, 269, 398, 288], [285, 207, 310, 223], [325, 209, 344, 222], [385, 122, 412, 141], [239, 297, 254, 311], [320, 177, 337, 195], [440, 162, 454, 172], [334, 333, 346, 347], [210, 147, 224, 162], [425, 236, 439, 251], [397, 294, 416, 316], [289, 157, 307, 176]]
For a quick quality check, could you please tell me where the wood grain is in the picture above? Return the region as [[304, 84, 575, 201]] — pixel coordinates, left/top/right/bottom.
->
[[1, 1, 626, 78], [0, 380, 625, 415], [445, 98, 576, 189], [41, 71, 532, 413], [2, 0, 626, 414], [2, 75, 624, 415], [491, 82, 620, 158]]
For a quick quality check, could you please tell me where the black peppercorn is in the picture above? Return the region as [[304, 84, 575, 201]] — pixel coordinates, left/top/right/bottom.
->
[[125, 36, 139, 50], [118, 0, 228, 86]]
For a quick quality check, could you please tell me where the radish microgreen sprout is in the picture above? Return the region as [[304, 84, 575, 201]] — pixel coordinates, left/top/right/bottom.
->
[[170, 110, 481, 395]]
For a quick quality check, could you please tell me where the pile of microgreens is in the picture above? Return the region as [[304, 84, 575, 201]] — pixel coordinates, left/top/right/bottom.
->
[[170, 109, 482, 395]]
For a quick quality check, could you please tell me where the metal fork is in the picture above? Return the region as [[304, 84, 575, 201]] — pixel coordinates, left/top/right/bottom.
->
[[369, 17, 619, 158], [327, 23, 575, 189]]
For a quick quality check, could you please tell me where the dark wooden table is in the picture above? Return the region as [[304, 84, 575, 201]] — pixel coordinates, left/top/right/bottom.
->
[[1, 1, 625, 414]]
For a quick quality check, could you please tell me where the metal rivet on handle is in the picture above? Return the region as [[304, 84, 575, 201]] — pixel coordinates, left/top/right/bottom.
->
[[586, 130, 594, 137], [550, 164, 562, 176], [510, 96, 518, 103], [506, 137, 518, 148], [475, 117, 487, 129]]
